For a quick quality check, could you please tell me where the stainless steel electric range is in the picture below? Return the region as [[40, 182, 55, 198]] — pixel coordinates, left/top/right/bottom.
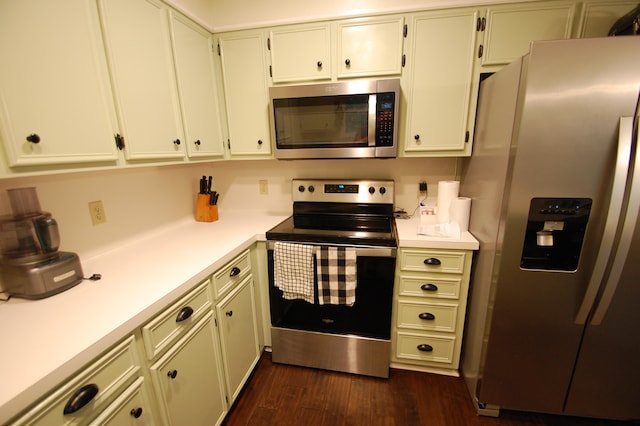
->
[[266, 179, 397, 378]]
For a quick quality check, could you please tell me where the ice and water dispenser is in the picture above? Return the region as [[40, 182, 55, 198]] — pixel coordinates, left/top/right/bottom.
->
[[520, 198, 592, 271]]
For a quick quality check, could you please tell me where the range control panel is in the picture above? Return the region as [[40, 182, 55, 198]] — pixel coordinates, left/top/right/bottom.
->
[[292, 179, 394, 204]]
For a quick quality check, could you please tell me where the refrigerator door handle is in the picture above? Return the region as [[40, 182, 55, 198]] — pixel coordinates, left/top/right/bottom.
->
[[590, 117, 640, 325], [575, 117, 634, 325]]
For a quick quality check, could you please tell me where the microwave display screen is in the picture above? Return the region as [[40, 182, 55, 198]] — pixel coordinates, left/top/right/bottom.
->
[[273, 94, 369, 149]]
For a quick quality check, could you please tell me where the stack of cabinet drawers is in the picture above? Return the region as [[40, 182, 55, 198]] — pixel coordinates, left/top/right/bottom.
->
[[392, 248, 473, 374]]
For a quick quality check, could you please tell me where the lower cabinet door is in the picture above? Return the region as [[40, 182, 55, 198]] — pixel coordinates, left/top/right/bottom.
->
[[216, 276, 260, 403], [88, 377, 156, 425], [150, 312, 227, 426]]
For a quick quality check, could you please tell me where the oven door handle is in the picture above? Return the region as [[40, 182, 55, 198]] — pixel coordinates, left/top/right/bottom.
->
[[267, 241, 396, 257]]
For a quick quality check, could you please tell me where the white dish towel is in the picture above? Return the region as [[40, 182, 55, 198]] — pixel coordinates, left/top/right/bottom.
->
[[273, 241, 315, 303], [316, 246, 357, 306]]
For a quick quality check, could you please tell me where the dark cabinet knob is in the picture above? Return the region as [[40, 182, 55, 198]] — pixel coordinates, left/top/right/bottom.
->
[[419, 312, 436, 321], [345, 58, 351, 66], [26, 134, 40, 143], [230, 266, 241, 277], [194, 140, 201, 146], [414, 134, 420, 140], [424, 258, 441, 266], [63, 383, 99, 414], [226, 310, 233, 317], [417, 344, 433, 352], [130, 407, 143, 418], [420, 283, 438, 292], [175, 306, 194, 323], [167, 370, 178, 379], [173, 139, 181, 145], [317, 61, 322, 68], [257, 139, 263, 145]]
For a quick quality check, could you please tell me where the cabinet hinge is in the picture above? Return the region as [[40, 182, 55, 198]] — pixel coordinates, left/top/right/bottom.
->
[[267, 37, 271, 50], [225, 395, 229, 404], [476, 17, 486, 32], [114, 133, 125, 150], [465, 131, 470, 143], [227, 139, 231, 150], [269, 65, 273, 78], [403, 24, 408, 38], [478, 44, 484, 58], [217, 43, 221, 56], [402, 54, 406, 68], [214, 317, 218, 327]]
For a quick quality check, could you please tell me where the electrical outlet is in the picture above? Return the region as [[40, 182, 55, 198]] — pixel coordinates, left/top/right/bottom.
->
[[259, 179, 269, 195], [88, 200, 107, 225]]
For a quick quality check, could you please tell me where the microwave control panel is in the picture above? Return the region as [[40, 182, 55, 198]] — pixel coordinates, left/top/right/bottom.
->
[[375, 92, 396, 147]]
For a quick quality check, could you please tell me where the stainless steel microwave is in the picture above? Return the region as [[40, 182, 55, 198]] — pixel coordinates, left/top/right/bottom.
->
[[269, 78, 400, 159]]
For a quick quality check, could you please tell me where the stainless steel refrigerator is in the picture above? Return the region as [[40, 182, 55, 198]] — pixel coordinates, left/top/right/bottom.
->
[[460, 36, 640, 421]]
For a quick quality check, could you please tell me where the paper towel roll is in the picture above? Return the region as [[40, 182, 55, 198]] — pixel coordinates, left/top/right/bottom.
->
[[437, 181, 460, 223], [449, 197, 471, 232]]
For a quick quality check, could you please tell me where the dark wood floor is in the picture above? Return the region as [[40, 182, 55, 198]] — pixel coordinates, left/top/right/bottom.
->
[[223, 351, 630, 426]]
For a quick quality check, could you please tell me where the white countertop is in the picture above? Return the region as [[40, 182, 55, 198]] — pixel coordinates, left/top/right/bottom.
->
[[0, 210, 477, 423]]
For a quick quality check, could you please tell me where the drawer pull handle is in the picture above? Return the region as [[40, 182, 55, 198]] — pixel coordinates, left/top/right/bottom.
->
[[226, 310, 233, 317], [419, 312, 435, 320], [417, 344, 433, 352], [63, 383, 99, 414], [229, 266, 241, 277], [424, 258, 441, 266], [175, 306, 194, 323], [130, 407, 143, 418], [420, 283, 438, 292], [167, 370, 178, 379]]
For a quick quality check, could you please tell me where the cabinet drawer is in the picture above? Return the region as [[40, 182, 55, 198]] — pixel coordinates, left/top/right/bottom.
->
[[397, 274, 462, 299], [399, 249, 466, 274], [212, 250, 251, 298], [395, 331, 455, 365], [14, 336, 140, 426], [142, 280, 212, 360], [396, 301, 458, 333]]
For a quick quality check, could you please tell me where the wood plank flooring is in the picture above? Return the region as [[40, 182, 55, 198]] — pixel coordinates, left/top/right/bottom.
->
[[223, 352, 631, 426]]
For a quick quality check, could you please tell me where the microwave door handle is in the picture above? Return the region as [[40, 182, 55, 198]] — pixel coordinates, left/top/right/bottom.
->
[[590, 117, 640, 325], [368, 94, 377, 146], [575, 117, 634, 325]]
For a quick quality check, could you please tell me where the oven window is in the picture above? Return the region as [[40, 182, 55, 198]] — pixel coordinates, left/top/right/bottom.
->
[[273, 94, 369, 149]]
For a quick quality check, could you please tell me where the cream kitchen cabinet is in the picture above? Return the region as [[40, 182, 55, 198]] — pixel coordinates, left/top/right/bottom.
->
[[10, 336, 158, 425], [478, 1, 576, 68], [268, 16, 404, 84], [391, 248, 473, 374], [268, 23, 332, 83], [142, 280, 227, 426], [575, 0, 639, 37], [215, 271, 260, 403], [170, 12, 225, 159], [217, 31, 272, 158], [0, 0, 119, 168], [98, 0, 185, 161], [401, 8, 480, 157]]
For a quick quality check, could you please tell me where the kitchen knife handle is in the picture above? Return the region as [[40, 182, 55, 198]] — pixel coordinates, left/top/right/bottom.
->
[[229, 266, 241, 277], [175, 306, 194, 323], [63, 383, 99, 414], [424, 258, 441, 266]]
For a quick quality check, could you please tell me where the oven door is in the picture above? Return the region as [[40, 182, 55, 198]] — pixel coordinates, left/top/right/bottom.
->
[[267, 242, 396, 340]]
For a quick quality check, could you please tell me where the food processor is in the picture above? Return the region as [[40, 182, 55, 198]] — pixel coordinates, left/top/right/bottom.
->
[[0, 187, 83, 299]]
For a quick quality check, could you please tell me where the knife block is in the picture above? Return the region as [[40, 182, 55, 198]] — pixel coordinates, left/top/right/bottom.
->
[[196, 193, 218, 222]]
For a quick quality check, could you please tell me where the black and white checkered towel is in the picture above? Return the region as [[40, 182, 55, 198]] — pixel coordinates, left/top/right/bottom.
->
[[273, 241, 315, 303], [317, 246, 357, 306]]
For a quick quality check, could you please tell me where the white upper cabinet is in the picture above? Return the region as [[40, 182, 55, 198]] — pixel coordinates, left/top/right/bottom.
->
[[0, 0, 119, 167], [337, 16, 405, 79], [217, 31, 272, 158], [480, 1, 576, 67], [170, 12, 226, 159], [402, 9, 479, 156], [98, 0, 185, 161], [269, 24, 332, 83]]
